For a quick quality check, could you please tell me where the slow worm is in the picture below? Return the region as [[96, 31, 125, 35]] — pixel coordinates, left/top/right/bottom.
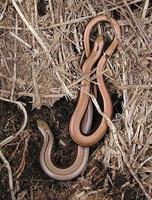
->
[[70, 15, 121, 146], [37, 99, 94, 180], [37, 35, 104, 180], [37, 15, 121, 180]]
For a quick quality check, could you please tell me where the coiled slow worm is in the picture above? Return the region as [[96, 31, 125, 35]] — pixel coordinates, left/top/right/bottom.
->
[[69, 15, 121, 146]]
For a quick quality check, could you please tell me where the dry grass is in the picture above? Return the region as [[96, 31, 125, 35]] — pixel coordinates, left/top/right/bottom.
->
[[0, 0, 152, 200]]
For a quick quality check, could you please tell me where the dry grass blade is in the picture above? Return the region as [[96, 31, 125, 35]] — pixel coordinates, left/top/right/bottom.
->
[[0, 0, 8, 21], [0, 97, 27, 147], [122, 0, 152, 52], [10, 14, 18, 100], [15, 135, 29, 179], [142, 0, 150, 18], [91, 95, 152, 199], [11, 0, 48, 53], [11, 0, 73, 98], [0, 150, 16, 200], [9, 31, 39, 53]]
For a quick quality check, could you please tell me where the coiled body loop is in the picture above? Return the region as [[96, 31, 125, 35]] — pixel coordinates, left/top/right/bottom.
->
[[69, 15, 121, 146]]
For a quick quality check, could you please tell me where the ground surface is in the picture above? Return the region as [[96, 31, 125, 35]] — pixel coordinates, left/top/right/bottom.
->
[[0, 96, 145, 200]]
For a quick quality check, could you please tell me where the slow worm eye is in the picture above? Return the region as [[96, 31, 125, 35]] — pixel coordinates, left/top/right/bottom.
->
[[95, 45, 100, 52], [44, 128, 47, 132]]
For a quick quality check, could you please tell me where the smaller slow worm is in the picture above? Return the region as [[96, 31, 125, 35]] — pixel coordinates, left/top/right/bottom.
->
[[37, 103, 93, 180], [37, 119, 89, 180]]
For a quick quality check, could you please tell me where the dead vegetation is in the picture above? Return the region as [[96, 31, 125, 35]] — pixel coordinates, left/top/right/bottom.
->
[[0, 0, 152, 200]]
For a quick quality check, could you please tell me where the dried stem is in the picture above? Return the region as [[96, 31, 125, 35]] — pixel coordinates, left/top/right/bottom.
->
[[0, 150, 16, 200]]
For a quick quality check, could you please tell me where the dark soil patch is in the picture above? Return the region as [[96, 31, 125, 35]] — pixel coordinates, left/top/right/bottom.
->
[[0, 92, 145, 200]]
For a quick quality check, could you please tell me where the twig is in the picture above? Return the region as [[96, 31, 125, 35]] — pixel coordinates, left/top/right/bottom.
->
[[55, 71, 74, 98], [15, 135, 29, 179], [0, 0, 9, 21], [1, 16, 152, 31], [11, 0, 48, 52], [48, 0, 55, 23], [142, 0, 149, 18], [0, 149, 16, 200], [0, 89, 65, 99], [31, 63, 41, 108], [0, 49, 11, 76], [118, 84, 152, 90], [0, 97, 27, 147], [10, 14, 18, 100], [9, 31, 39, 53]]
